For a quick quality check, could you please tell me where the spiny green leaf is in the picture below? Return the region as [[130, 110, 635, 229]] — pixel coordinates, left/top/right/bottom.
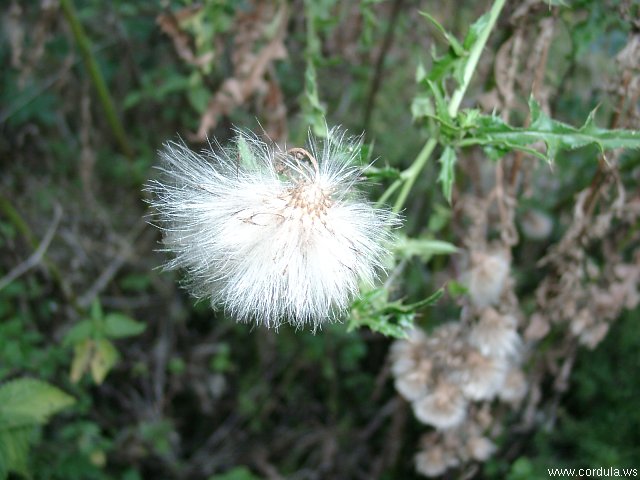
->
[[419, 11, 465, 56], [465, 98, 640, 162], [301, 61, 327, 138], [437, 146, 457, 203], [362, 165, 402, 181], [384, 288, 444, 314], [462, 10, 490, 50], [349, 287, 444, 339], [395, 235, 458, 262], [0, 378, 74, 430], [349, 289, 414, 338]]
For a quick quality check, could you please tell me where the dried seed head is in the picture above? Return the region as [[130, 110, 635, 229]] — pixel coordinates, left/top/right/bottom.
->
[[466, 250, 510, 308], [415, 445, 459, 478], [469, 308, 521, 360], [412, 380, 468, 430], [520, 209, 553, 240]]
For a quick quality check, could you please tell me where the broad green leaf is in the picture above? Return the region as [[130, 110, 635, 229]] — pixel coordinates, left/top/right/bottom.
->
[[103, 313, 146, 339], [62, 320, 93, 347], [70, 339, 94, 383], [0, 426, 32, 479], [0, 378, 74, 428], [437, 146, 457, 203], [186, 84, 212, 115], [395, 235, 458, 262], [90, 339, 119, 385]]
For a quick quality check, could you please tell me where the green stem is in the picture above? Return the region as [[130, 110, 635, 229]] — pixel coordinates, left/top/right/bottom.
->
[[378, 0, 506, 210], [392, 138, 437, 213], [447, 0, 506, 118], [60, 0, 133, 159], [376, 178, 402, 207]]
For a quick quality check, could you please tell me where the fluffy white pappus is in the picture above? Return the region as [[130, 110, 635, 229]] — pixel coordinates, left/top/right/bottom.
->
[[466, 435, 496, 462], [469, 308, 521, 360], [146, 128, 399, 329], [448, 349, 507, 401], [412, 380, 468, 430], [498, 367, 528, 404], [466, 250, 510, 308], [394, 358, 433, 401], [415, 446, 459, 478], [389, 327, 428, 376]]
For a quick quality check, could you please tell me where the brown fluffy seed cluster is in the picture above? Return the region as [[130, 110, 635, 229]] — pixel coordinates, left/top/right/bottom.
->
[[390, 307, 525, 477], [414, 406, 498, 477]]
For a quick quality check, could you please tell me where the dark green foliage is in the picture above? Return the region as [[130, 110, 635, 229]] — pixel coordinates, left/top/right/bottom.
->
[[1, 0, 639, 478]]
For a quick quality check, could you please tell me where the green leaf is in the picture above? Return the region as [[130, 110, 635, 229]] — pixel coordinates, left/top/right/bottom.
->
[[384, 288, 444, 315], [90, 299, 103, 322], [0, 426, 32, 479], [462, 10, 490, 50], [362, 165, 402, 181], [411, 93, 434, 121], [103, 313, 146, 339], [70, 339, 93, 383], [209, 466, 262, 480], [395, 235, 458, 262], [236, 135, 258, 170], [348, 289, 414, 338], [437, 146, 457, 203], [465, 98, 640, 162], [0, 378, 74, 429], [62, 320, 93, 346], [301, 61, 327, 138], [419, 11, 465, 56], [349, 287, 444, 338], [90, 339, 120, 385]]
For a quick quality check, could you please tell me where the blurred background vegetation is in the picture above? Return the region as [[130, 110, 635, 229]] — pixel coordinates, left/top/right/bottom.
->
[[1, 0, 639, 479]]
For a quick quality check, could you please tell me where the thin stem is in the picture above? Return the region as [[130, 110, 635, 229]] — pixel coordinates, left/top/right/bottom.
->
[[60, 0, 133, 159], [392, 138, 437, 213], [376, 178, 402, 207], [363, 0, 405, 130], [0, 195, 80, 311], [447, 0, 506, 118]]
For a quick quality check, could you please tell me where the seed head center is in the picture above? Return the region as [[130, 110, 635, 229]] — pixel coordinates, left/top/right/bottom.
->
[[286, 182, 332, 217]]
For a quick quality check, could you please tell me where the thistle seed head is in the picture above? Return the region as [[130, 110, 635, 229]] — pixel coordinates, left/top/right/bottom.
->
[[145, 127, 400, 329]]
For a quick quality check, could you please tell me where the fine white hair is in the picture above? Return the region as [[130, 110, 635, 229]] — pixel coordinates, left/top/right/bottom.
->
[[145, 127, 399, 329]]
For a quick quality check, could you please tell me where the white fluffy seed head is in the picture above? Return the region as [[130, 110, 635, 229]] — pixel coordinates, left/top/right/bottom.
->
[[146, 128, 399, 329]]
